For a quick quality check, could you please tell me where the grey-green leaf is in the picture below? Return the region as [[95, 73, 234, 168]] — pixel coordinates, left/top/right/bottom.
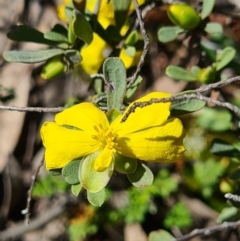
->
[[125, 75, 142, 99], [103, 57, 127, 111], [158, 26, 184, 43], [87, 188, 106, 207], [4, 49, 64, 63], [62, 159, 81, 184], [127, 162, 153, 187], [65, 50, 82, 64], [200, 0, 215, 19], [72, 10, 93, 45], [166, 65, 197, 81], [171, 91, 206, 116], [204, 22, 223, 35], [216, 47, 236, 71], [148, 229, 175, 241], [44, 24, 69, 43]]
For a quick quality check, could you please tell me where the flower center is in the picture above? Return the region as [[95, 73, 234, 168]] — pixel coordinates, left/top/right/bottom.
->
[[92, 124, 118, 151]]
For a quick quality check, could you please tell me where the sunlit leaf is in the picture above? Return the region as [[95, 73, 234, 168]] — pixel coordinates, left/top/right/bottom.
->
[[80, 151, 114, 193], [216, 47, 236, 71], [87, 188, 106, 206], [127, 162, 153, 187], [204, 22, 223, 35], [166, 65, 197, 81], [148, 229, 175, 241], [200, 0, 215, 19]]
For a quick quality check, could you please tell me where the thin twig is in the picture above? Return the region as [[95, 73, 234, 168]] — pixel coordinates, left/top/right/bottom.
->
[[22, 159, 44, 225], [0, 106, 64, 112], [172, 220, 240, 241], [0, 196, 69, 241], [197, 76, 240, 94], [127, 0, 150, 88], [121, 93, 240, 122]]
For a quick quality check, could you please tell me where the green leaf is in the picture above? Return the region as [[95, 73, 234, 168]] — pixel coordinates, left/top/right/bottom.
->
[[216, 47, 236, 71], [200, 0, 215, 19], [87, 188, 106, 207], [114, 154, 138, 174], [0, 86, 15, 102], [124, 45, 136, 57], [72, 10, 93, 45], [65, 50, 82, 64], [191, 65, 201, 76], [204, 22, 223, 35], [158, 26, 184, 43], [164, 202, 193, 229], [103, 57, 127, 111], [210, 139, 240, 157], [166, 65, 197, 81], [125, 30, 139, 45], [217, 207, 238, 223], [62, 159, 81, 185], [171, 92, 205, 116], [149, 230, 175, 241], [4, 49, 64, 63], [44, 24, 69, 43], [112, 0, 131, 30], [80, 151, 114, 193], [71, 183, 82, 196], [229, 169, 240, 180], [7, 25, 58, 45], [125, 75, 142, 99], [106, 109, 121, 124], [48, 168, 62, 176], [127, 162, 154, 187], [197, 108, 232, 132]]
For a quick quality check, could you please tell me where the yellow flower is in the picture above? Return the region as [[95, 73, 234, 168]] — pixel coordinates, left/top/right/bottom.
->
[[41, 92, 185, 173]]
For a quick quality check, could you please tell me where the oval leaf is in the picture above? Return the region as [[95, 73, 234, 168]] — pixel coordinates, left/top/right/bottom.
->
[[200, 0, 215, 19], [87, 188, 106, 207], [80, 151, 114, 193], [210, 139, 239, 157], [103, 57, 127, 111], [158, 26, 184, 43], [149, 229, 175, 241], [204, 22, 223, 35], [127, 162, 153, 187], [44, 24, 69, 43], [171, 92, 206, 116], [166, 65, 197, 81], [216, 47, 236, 71], [4, 49, 64, 63], [71, 183, 82, 196], [72, 10, 93, 45], [62, 159, 81, 184]]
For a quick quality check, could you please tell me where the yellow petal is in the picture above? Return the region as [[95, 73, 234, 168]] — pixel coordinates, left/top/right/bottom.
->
[[81, 33, 112, 74], [94, 147, 113, 172], [41, 122, 99, 170], [55, 102, 109, 133], [116, 118, 185, 162], [112, 92, 172, 136]]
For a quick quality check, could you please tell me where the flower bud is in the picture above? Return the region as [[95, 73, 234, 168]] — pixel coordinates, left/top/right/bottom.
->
[[197, 66, 216, 83], [167, 4, 200, 30], [41, 55, 66, 80]]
